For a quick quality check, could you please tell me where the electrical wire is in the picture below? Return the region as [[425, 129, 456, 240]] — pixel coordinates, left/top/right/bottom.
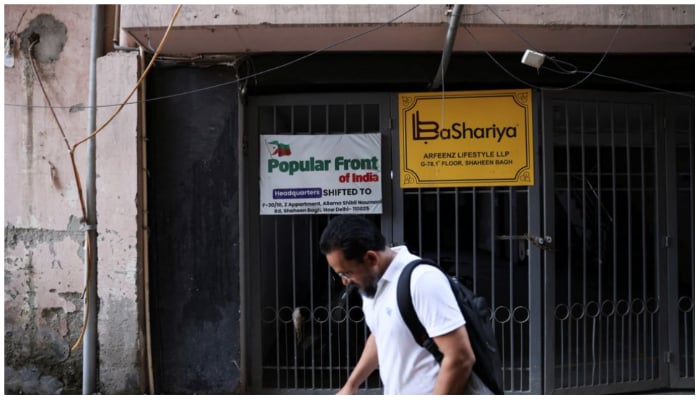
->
[[4, 4, 421, 110], [543, 58, 578, 75], [462, 21, 693, 99], [484, 5, 540, 52], [462, 26, 539, 90], [541, 17, 624, 92], [576, 70, 694, 98], [477, 6, 694, 98], [72, 12, 180, 152], [28, 35, 92, 355], [27, 40, 72, 152], [463, 12, 626, 92], [76, 4, 179, 353], [26, 4, 183, 353]]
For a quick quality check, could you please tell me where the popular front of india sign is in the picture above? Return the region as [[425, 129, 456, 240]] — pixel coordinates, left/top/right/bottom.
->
[[398, 89, 534, 188], [260, 134, 382, 215]]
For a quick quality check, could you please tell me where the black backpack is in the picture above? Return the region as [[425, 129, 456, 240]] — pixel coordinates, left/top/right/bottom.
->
[[397, 258, 504, 395]]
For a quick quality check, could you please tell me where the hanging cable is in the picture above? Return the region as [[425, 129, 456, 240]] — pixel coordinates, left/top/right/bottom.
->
[[484, 5, 540, 52], [462, 15, 692, 99], [69, 4, 182, 353], [464, 11, 626, 92], [27, 37, 92, 352], [541, 18, 625, 92], [28, 40, 71, 153], [24, 4, 183, 353], [574, 70, 694, 98], [462, 26, 539, 90], [471, 6, 691, 98], [543, 58, 578, 75]]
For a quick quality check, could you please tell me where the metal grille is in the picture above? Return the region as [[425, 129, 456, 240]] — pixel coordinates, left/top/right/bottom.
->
[[254, 99, 385, 392], [402, 186, 536, 393], [250, 94, 542, 394], [258, 216, 377, 390], [247, 92, 693, 395], [670, 103, 695, 385], [547, 98, 663, 393]]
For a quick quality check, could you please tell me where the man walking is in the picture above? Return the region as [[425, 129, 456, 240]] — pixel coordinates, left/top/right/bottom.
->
[[319, 215, 488, 394]]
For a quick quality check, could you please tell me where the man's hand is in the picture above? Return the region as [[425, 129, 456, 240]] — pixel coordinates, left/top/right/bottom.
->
[[336, 334, 378, 395], [336, 383, 360, 395]]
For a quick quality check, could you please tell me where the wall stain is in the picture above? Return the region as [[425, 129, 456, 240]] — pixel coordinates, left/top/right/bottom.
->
[[19, 14, 67, 64], [48, 160, 62, 190], [5, 218, 85, 394], [5, 222, 84, 251]]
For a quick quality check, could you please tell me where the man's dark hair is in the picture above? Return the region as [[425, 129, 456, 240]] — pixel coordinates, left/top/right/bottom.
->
[[319, 215, 386, 263]]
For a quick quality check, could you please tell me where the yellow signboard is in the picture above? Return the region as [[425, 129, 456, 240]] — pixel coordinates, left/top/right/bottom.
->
[[399, 89, 534, 188]]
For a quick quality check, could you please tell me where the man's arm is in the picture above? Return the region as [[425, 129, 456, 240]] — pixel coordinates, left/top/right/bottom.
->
[[337, 333, 379, 395], [431, 325, 475, 395]]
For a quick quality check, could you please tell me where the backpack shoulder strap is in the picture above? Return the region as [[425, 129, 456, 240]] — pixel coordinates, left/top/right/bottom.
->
[[396, 258, 444, 362]]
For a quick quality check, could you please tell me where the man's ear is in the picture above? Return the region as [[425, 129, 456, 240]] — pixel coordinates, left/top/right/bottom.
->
[[364, 250, 379, 266]]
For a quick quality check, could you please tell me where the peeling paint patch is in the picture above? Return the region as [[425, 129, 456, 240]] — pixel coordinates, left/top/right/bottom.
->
[[19, 14, 67, 64], [5, 220, 86, 394], [5, 222, 84, 251]]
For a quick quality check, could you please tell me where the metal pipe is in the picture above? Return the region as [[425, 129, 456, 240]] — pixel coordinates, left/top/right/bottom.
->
[[112, 4, 139, 52], [112, 4, 119, 46], [83, 4, 103, 394], [138, 45, 156, 394], [429, 4, 463, 90]]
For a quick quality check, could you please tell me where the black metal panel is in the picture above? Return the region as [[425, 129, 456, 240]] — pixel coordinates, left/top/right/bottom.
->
[[666, 100, 695, 388], [541, 91, 695, 394], [146, 66, 240, 394]]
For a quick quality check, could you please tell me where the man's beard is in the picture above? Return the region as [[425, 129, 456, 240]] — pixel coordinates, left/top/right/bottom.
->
[[358, 276, 379, 298]]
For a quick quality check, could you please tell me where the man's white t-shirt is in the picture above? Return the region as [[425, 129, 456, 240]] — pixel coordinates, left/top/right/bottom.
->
[[361, 246, 466, 395]]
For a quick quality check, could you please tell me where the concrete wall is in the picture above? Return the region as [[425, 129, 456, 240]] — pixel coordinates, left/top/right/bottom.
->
[[121, 4, 694, 28], [118, 4, 694, 55], [4, 5, 142, 394], [95, 51, 142, 394], [5, 5, 93, 394]]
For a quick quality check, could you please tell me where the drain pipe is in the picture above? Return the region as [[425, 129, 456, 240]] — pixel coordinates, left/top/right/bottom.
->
[[83, 4, 103, 394], [112, 5, 139, 52], [429, 4, 463, 90]]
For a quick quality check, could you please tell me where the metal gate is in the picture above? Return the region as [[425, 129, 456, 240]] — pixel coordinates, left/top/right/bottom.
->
[[397, 185, 543, 394], [541, 92, 694, 394], [244, 91, 693, 395], [244, 94, 393, 394], [245, 92, 542, 394], [389, 94, 544, 394]]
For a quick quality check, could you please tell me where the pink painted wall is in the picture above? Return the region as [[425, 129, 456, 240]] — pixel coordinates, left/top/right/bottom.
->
[[4, 5, 142, 394]]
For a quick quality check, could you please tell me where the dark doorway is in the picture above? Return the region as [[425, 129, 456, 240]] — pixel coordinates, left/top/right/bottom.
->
[[146, 65, 240, 394]]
